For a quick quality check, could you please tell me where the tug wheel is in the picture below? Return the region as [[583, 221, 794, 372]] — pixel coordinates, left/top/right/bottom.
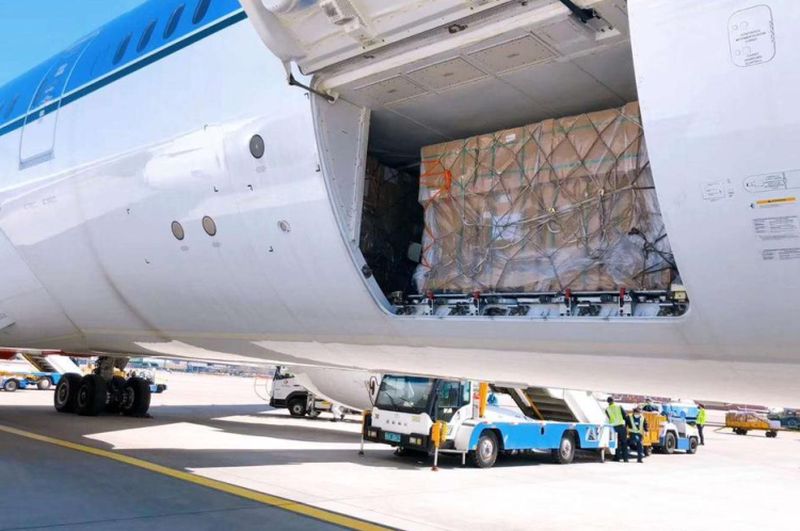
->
[[470, 430, 499, 468]]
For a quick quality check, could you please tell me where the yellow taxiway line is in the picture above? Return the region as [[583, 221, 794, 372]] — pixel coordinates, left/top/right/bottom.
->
[[0, 423, 391, 531]]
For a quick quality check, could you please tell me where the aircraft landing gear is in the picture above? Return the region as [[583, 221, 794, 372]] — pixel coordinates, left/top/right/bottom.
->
[[52, 357, 152, 417]]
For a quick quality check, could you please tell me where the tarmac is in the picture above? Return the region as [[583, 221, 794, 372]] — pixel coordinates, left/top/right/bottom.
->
[[1, 372, 798, 530]]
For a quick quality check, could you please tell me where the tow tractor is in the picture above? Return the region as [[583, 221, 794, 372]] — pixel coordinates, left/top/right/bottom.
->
[[638, 406, 700, 455], [362, 375, 615, 468], [1, 371, 62, 392]]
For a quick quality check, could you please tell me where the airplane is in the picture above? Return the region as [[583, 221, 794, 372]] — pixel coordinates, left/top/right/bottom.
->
[[0, 0, 798, 418]]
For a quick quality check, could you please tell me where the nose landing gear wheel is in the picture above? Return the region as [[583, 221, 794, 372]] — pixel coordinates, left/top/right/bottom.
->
[[77, 374, 108, 416], [54, 373, 83, 413]]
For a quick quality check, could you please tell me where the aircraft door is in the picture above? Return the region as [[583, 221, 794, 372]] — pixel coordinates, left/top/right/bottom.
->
[[19, 35, 94, 167]]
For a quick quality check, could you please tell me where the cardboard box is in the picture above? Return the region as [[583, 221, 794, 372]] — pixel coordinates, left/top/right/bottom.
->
[[414, 102, 675, 293]]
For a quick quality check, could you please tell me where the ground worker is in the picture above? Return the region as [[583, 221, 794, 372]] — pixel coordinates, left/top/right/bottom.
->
[[643, 398, 659, 412], [628, 406, 649, 463], [606, 397, 628, 462], [696, 403, 707, 445]]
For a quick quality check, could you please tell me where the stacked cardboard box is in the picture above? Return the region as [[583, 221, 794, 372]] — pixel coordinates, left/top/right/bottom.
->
[[414, 102, 675, 294], [360, 157, 422, 293]]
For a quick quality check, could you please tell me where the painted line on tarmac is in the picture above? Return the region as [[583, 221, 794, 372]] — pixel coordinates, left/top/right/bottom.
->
[[0, 423, 391, 531]]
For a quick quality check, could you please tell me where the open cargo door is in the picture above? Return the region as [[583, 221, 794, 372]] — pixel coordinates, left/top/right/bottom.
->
[[240, 0, 523, 75]]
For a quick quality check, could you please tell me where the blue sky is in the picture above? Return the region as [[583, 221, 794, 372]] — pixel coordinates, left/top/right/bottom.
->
[[0, 0, 146, 86]]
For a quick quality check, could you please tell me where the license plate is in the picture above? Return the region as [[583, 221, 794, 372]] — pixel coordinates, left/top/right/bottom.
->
[[384, 432, 401, 443]]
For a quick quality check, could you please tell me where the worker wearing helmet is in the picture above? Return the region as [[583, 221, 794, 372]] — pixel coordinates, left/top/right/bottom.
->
[[606, 397, 628, 462], [696, 404, 707, 445], [629, 406, 649, 463]]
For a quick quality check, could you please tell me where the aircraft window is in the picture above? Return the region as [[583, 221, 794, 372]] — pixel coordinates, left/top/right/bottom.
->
[[137, 20, 157, 52], [192, 0, 212, 24], [113, 34, 131, 65], [164, 4, 185, 39], [4, 95, 18, 120]]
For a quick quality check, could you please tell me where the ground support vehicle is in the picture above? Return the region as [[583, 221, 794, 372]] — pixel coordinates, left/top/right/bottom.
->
[[116, 368, 167, 394], [636, 411, 699, 455], [727, 411, 780, 438], [362, 375, 615, 468], [1, 371, 61, 392], [767, 409, 800, 431], [270, 367, 346, 420]]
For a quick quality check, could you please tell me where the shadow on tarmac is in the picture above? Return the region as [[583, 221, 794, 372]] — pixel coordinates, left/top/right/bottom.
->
[[0, 402, 615, 471]]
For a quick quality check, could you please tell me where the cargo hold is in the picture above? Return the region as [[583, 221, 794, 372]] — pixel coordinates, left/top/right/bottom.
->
[[311, 0, 688, 318]]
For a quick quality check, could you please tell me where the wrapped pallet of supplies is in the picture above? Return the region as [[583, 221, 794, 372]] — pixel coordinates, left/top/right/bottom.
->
[[414, 102, 676, 294], [360, 157, 422, 293]]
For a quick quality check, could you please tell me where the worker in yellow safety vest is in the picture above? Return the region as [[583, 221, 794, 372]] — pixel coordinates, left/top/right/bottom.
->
[[606, 397, 628, 462], [628, 406, 649, 463], [696, 404, 707, 445]]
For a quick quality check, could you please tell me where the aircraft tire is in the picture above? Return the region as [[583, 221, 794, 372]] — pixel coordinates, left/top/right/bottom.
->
[[121, 377, 151, 417], [54, 373, 82, 413], [106, 376, 127, 414], [77, 374, 108, 416]]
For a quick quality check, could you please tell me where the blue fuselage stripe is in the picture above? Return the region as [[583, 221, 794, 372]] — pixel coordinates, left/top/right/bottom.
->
[[0, 10, 248, 140]]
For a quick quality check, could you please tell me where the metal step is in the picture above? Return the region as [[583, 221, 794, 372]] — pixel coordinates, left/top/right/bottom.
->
[[493, 386, 579, 422], [21, 353, 55, 373], [521, 388, 578, 422]]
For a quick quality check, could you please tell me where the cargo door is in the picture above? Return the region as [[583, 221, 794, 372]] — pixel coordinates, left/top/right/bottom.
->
[[239, 0, 516, 74], [19, 35, 94, 167]]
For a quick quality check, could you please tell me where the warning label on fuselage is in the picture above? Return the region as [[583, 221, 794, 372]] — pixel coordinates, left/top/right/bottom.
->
[[753, 216, 800, 241], [702, 179, 735, 202], [729, 5, 776, 67], [762, 247, 800, 261]]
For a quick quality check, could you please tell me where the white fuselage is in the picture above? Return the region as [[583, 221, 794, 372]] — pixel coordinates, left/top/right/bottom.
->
[[0, 1, 799, 405]]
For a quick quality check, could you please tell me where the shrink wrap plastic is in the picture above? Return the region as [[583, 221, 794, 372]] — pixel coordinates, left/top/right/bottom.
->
[[414, 102, 675, 293]]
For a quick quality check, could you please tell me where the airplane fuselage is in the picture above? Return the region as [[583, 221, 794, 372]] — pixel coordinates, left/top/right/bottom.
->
[[1, 0, 798, 404]]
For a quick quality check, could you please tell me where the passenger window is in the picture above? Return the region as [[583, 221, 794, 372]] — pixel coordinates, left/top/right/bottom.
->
[[137, 20, 156, 52], [193, 0, 212, 24], [164, 4, 185, 39], [113, 34, 131, 65]]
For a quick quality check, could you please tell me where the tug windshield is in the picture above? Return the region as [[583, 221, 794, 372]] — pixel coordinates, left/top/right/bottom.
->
[[375, 376, 434, 414]]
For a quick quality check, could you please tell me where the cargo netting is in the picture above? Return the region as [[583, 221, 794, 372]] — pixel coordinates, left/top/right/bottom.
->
[[414, 102, 676, 294]]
